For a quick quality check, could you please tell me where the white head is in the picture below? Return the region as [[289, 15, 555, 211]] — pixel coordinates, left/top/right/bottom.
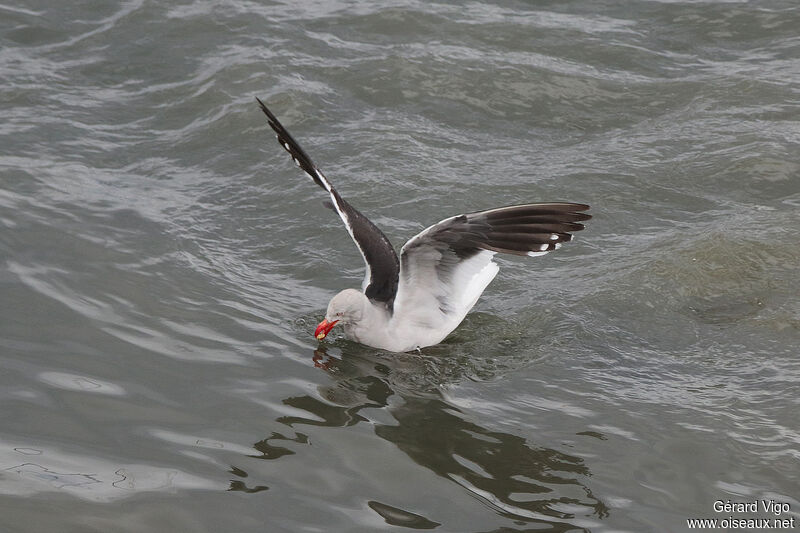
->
[[314, 289, 368, 340]]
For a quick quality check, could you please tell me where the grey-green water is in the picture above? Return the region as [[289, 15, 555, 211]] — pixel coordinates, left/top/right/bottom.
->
[[1, 1, 799, 532]]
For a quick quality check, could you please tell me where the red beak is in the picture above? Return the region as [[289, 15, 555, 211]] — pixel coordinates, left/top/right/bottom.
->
[[314, 319, 339, 340]]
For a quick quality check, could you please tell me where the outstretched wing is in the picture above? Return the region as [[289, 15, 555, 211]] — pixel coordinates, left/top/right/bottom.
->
[[256, 98, 399, 306], [393, 203, 590, 328]]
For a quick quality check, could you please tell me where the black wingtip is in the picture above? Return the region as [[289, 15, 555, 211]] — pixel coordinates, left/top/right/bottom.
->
[[455, 202, 592, 256], [481, 203, 592, 224], [255, 97, 328, 191], [255, 96, 278, 124], [575, 204, 591, 220]]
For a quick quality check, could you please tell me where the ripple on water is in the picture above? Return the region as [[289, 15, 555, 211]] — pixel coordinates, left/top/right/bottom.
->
[[0, 440, 219, 501], [37, 372, 126, 396], [1, 0, 799, 530]]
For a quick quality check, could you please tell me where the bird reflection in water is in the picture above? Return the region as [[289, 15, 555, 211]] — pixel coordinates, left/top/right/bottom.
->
[[232, 346, 608, 531]]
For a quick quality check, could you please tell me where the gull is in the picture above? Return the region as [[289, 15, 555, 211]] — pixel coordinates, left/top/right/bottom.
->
[[257, 98, 590, 352]]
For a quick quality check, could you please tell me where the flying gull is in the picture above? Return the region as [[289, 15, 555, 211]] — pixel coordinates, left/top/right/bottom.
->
[[256, 98, 590, 352]]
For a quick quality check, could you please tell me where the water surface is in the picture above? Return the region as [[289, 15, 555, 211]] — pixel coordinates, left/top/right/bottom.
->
[[1, 1, 799, 531]]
